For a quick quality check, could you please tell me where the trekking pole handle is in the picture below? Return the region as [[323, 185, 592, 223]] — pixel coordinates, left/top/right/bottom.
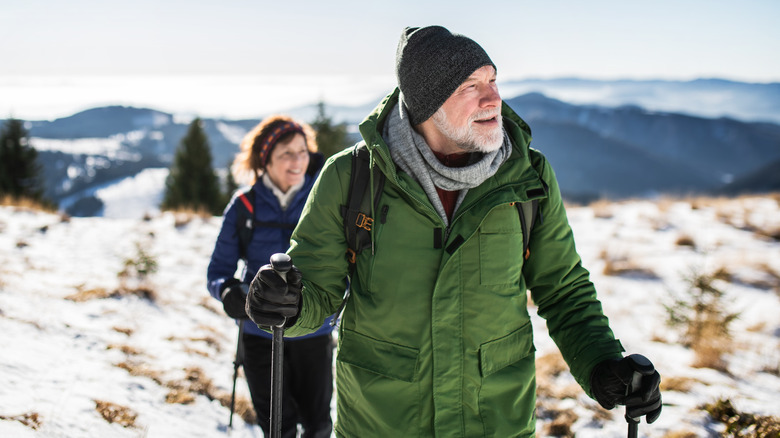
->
[[624, 354, 654, 438], [270, 253, 292, 328]]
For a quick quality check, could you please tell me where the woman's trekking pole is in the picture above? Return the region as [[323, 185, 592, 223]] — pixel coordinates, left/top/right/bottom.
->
[[228, 320, 245, 434], [625, 354, 654, 438], [269, 253, 292, 438]]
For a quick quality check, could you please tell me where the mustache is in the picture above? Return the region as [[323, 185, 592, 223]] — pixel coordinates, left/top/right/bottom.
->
[[470, 109, 501, 122]]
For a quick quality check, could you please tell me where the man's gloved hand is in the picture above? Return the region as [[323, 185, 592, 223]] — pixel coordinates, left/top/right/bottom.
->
[[245, 263, 302, 329], [590, 354, 662, 423], [220, 280, 249, 319]]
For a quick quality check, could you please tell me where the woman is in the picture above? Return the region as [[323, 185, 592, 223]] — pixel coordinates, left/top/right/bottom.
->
[[207, 115, 334, 438]]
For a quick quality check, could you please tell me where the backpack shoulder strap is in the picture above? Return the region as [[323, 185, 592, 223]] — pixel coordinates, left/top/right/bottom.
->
[[341, 142, 385, 273], [235, 187, 255, 261], [516, 199, 540, 260], [515, 181, 549, 261], [332, 143, 386, 327]]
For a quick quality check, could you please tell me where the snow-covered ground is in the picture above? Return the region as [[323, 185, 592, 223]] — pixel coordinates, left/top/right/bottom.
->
[[1, 195, 778, 437]]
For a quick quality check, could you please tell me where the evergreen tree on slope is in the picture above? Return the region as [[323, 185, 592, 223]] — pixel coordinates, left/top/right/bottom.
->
[[0, 118, 49, 205], [161, 118, 223, 215], [310, 101, 349, 159]]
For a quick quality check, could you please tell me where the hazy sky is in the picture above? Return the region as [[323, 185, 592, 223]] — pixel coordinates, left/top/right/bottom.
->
[[2, 0, 779, 120]]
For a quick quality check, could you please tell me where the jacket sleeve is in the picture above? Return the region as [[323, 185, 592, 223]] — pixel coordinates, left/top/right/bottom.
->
[[523, 152, 624, 397], [283, 152, 353, 337], [206, 197, 243, 300]]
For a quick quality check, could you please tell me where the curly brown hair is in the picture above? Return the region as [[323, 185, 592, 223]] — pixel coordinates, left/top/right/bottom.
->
[[232, 115, 318, 185]]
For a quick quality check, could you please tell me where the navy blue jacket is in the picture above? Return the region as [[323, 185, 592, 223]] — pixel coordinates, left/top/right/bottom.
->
[[207, 154, 334, 339]]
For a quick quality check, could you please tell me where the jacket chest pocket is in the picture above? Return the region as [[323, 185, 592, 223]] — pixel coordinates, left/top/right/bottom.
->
[[479, 204, 524, 286]]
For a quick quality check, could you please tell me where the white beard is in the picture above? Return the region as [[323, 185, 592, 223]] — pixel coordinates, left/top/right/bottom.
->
[[432, 107, 504, 153]]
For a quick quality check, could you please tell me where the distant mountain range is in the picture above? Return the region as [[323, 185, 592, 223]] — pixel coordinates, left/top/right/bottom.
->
[[503, 92, 780, 200], [4, 79, 779, 215], [499, 78, 780, 124]]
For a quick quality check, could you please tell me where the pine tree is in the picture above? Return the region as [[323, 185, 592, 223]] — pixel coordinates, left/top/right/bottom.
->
[[0, 118, 48, 203], [161, 118, 223, 215], [223, 163, 238, 203], [310, 101, 349, 159]]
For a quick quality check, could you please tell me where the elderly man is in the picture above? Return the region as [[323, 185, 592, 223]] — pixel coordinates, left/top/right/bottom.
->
[[247, 25, 662, 437]]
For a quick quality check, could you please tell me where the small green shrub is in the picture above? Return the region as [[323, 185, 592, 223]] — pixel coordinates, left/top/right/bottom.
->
[[665, 270, 739, 371]]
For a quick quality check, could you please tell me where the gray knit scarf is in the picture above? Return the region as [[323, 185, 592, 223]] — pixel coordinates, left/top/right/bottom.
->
[[383, 102, 512, 225]]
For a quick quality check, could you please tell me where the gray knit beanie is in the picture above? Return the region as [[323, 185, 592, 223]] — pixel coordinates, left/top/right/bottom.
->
[[396, 25, 495, 125]]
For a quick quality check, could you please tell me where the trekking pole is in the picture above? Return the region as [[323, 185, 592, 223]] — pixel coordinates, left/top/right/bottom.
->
[[269, 253, 292, 438], [624, 354, 654, 438], [228, 319, 245, 434]]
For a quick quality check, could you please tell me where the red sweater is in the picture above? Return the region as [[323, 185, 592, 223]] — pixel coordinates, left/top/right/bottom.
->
[[432, 150, 472, 220]]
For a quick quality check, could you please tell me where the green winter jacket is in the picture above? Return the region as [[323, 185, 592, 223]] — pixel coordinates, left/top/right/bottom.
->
[[285, 89, 624, 437]]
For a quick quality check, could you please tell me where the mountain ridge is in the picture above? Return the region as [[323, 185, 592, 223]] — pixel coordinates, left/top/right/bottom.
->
[[4, 81, 778, 215]]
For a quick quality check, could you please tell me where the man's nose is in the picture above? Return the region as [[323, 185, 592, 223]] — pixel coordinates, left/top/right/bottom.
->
[[479, 84, 501, 107]]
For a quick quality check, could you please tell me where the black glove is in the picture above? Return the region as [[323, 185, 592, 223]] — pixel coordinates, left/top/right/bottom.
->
[[220, 280, 248, 319], [590, 354, 662, 423], [245, 263, 302, 329]]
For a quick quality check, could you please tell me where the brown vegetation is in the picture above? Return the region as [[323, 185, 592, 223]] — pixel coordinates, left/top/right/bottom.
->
[[65, 285, 158, 302], [537, 402, 578, 438], [107, 344, 143, 356], [703, 398, 780, 437], [0, 411, 43, 430], [660, 376, 700, 393], [94, 400, 138, 428], [115, 361, 256, 425], [166, 208, 213, 228], [600, 249, 659, 279], [662, 431, 699, 438], [675, 234, 697, 249], [0, 195, 58, 213], [112, 326, 134, 336]]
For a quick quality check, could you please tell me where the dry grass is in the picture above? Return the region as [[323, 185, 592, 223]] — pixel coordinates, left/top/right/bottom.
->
[[0, 195, 58, 213], [662, 430, 699, 438], [536, 351, 568, 377], [588, 199, 615, 219], [535, 352, 583, 410], [199, 296, 223, 315], [0, 411, 43, 430], [660, 376, 700, 393], [65, 286, 158, 302], [94, 400, 138, 428], [167, 335, 222, 353], [711, 263, 780, 295], [162, 366, 256, 423], [757, 346, 780, 376], [114, 361, 256, 424], [107, 344, 143, 356], [116, 361, 164, 385], [650, 332, 672, 343], [536, 352, 572, 399], [112, 326, 134, 336], [758, 263, 780, 295], [164, 208, 213, 228], [537, 402, 578, 438], [600, 249, 660, 279], [65, 286, 112, 301], [675, 234, 697, 249], [703, 398, 780, 437]]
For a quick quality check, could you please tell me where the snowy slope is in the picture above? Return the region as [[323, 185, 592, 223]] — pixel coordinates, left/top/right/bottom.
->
[[0, 195, 778, 437]]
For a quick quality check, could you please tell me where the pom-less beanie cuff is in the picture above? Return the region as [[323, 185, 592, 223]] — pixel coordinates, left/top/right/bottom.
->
[[396, 26, 495, 125]]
